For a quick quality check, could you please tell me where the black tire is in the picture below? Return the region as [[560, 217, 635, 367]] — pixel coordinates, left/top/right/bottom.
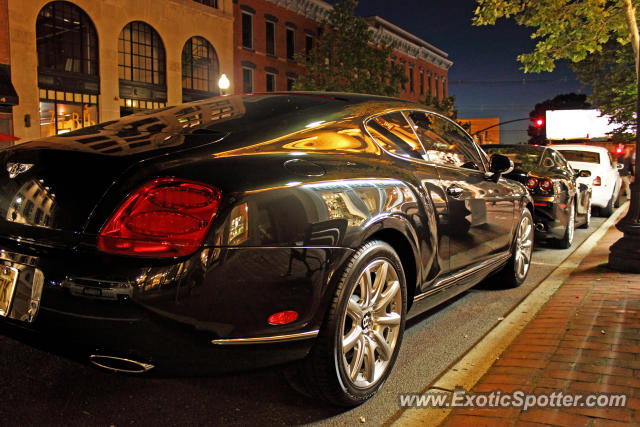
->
[[579, 197, 591, 229], [554, 202, 575, 249], [287, 240, 407, 406], [600, 193, 614, 217], [494, 209, 533, 287]]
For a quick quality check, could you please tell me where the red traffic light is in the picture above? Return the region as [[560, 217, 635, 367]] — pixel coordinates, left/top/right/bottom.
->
[[534, 118, 544, 128], [616, 146, 624, 155]]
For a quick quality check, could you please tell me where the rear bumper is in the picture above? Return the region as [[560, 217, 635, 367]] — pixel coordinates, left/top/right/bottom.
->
[[532, 198, 567, 239], [590, 184, 615, 208], [0, 241, 353, 373]]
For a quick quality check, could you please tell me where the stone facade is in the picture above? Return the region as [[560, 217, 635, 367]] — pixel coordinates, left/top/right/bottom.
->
[[7, 0, 233, 139]]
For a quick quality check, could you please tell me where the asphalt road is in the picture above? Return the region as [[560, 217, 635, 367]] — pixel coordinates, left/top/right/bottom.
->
[[0, 215, 610, 426]]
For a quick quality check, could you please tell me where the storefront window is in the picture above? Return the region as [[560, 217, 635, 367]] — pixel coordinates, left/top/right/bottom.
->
[[39, 90, 98, 137], [119, 98, 166, 116]]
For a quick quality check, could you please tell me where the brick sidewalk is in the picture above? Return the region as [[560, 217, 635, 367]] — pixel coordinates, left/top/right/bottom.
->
[[442, 224, 640, 426]]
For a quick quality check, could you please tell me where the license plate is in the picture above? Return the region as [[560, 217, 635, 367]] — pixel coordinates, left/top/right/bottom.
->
[[0, 266, 18, 317]]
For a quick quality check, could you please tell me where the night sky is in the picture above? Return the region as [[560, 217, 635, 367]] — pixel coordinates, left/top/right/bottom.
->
[[352, 0, 585, 144]]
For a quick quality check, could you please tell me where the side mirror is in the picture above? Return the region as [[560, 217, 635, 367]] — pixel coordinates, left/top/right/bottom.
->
[[617, 163, 624, 170], [578, 170, 592, 178], [489, 154, 514, 182]]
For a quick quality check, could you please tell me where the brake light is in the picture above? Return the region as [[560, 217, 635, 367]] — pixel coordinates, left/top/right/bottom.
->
[[593, 176, 602, 186], [98, 178, 221, 258], [540, 178, 553, 192], [526, 177, 539, 190]]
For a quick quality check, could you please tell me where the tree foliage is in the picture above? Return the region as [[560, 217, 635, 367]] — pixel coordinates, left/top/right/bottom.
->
[[474, 0, 640, 138], [527, 94, 591, 144], [570, 40, 637, 137], [473, 0, 635, 74], [293, 0, 406, 96]]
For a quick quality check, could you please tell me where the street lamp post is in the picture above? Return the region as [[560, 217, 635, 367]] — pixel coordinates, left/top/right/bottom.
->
[[608, 24, 640, 273]]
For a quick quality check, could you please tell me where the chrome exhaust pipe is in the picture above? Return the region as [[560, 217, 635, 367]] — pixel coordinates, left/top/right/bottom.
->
[[535, 223, 545, 231], [89, 354, 154, 374]]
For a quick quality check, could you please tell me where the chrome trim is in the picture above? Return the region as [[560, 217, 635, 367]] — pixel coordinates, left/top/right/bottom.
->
[[0, 249, 38, 267], [414, 253, 510, 302], [89, 355, 154, 374], [211, 329, 319, 345], [0, 250, 44, 323]]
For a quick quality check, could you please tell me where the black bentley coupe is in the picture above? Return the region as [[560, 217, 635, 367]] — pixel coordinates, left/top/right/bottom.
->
[[484, 144, 592, 249], [0, 93, 533, 406]]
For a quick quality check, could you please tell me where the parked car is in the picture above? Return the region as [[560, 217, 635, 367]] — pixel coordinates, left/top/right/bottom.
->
[[0, 93, 533, 406], [549, 144, 622, 216], [483, 144, 592, 249]]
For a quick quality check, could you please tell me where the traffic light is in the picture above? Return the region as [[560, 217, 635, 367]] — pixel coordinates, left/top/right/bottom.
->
[[534, 118, 544, 128], [616, 146, 624, 155]]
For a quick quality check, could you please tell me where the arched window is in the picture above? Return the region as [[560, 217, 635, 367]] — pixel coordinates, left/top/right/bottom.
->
[[118, 22, 166, 115], [37, 1, 98, 76], [182, 36, 219, 102], [36, 1, 99, 137]]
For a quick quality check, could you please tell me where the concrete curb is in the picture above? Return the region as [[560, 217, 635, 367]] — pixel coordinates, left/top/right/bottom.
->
[[391, 202, 629, 427]]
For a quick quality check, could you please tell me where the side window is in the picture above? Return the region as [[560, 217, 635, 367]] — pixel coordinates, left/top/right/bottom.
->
[[555, 151, 575, 174], [409, 111, 483, 170], [366, 112, 426, 160]]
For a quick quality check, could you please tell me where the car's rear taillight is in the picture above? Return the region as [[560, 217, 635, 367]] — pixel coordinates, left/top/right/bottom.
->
[[526, 177, 539, 190], [593, 176, 602, 186], [539, 178, 553, 192], [98, 178, 221, 258]]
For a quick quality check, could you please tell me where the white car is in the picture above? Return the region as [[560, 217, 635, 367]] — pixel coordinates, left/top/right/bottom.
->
[[550, 144, 622, 216]]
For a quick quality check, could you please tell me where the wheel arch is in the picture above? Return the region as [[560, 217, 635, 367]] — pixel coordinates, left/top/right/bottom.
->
[[362, 225, 420, 311]]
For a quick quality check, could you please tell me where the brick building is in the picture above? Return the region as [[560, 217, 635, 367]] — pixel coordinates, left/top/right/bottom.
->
[[366, 16, 451, 103], [233, 0, 452, 100], [1, 0, 450, 141]]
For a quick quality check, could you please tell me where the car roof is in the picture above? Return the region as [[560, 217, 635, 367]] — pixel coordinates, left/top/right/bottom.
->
[[548, 144, 609, 153], [482, 144, 547, 153]]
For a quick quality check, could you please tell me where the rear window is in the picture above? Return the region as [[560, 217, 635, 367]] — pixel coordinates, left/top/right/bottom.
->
[[557, 150, 600, 164]]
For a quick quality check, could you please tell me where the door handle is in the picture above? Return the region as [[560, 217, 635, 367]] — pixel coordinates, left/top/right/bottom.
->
[[446, 185, 464, 199]]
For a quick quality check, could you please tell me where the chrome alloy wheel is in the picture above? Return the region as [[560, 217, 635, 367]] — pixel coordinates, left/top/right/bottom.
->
[[514, 213, 533, 281], [341, 259, 402, 389]]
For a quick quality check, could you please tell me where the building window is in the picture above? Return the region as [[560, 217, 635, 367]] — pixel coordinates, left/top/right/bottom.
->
[[182, 36, 219, 102], [266, 72, 276, 92], [242, 12, 253, 50], [286, 27, 295, 60], [266, 20, 276, 56], [428, 71, 433, 96], [242, 67, 253, 93], [118, 21, 166, 85], [419, 68, 424, 95], [443, 77, 447, 98], [400, 59, 406, 90], [39, 90, 98, 137], [118, 21, 166, 116], [435, 75, 440, 100], [409, 63, 414, 93], [287, 76, 295, 91], [305, 34, 313, 57], [36, 2, 100, 136], [193, 0, 218, 7], [36, 2, 98, 76]]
